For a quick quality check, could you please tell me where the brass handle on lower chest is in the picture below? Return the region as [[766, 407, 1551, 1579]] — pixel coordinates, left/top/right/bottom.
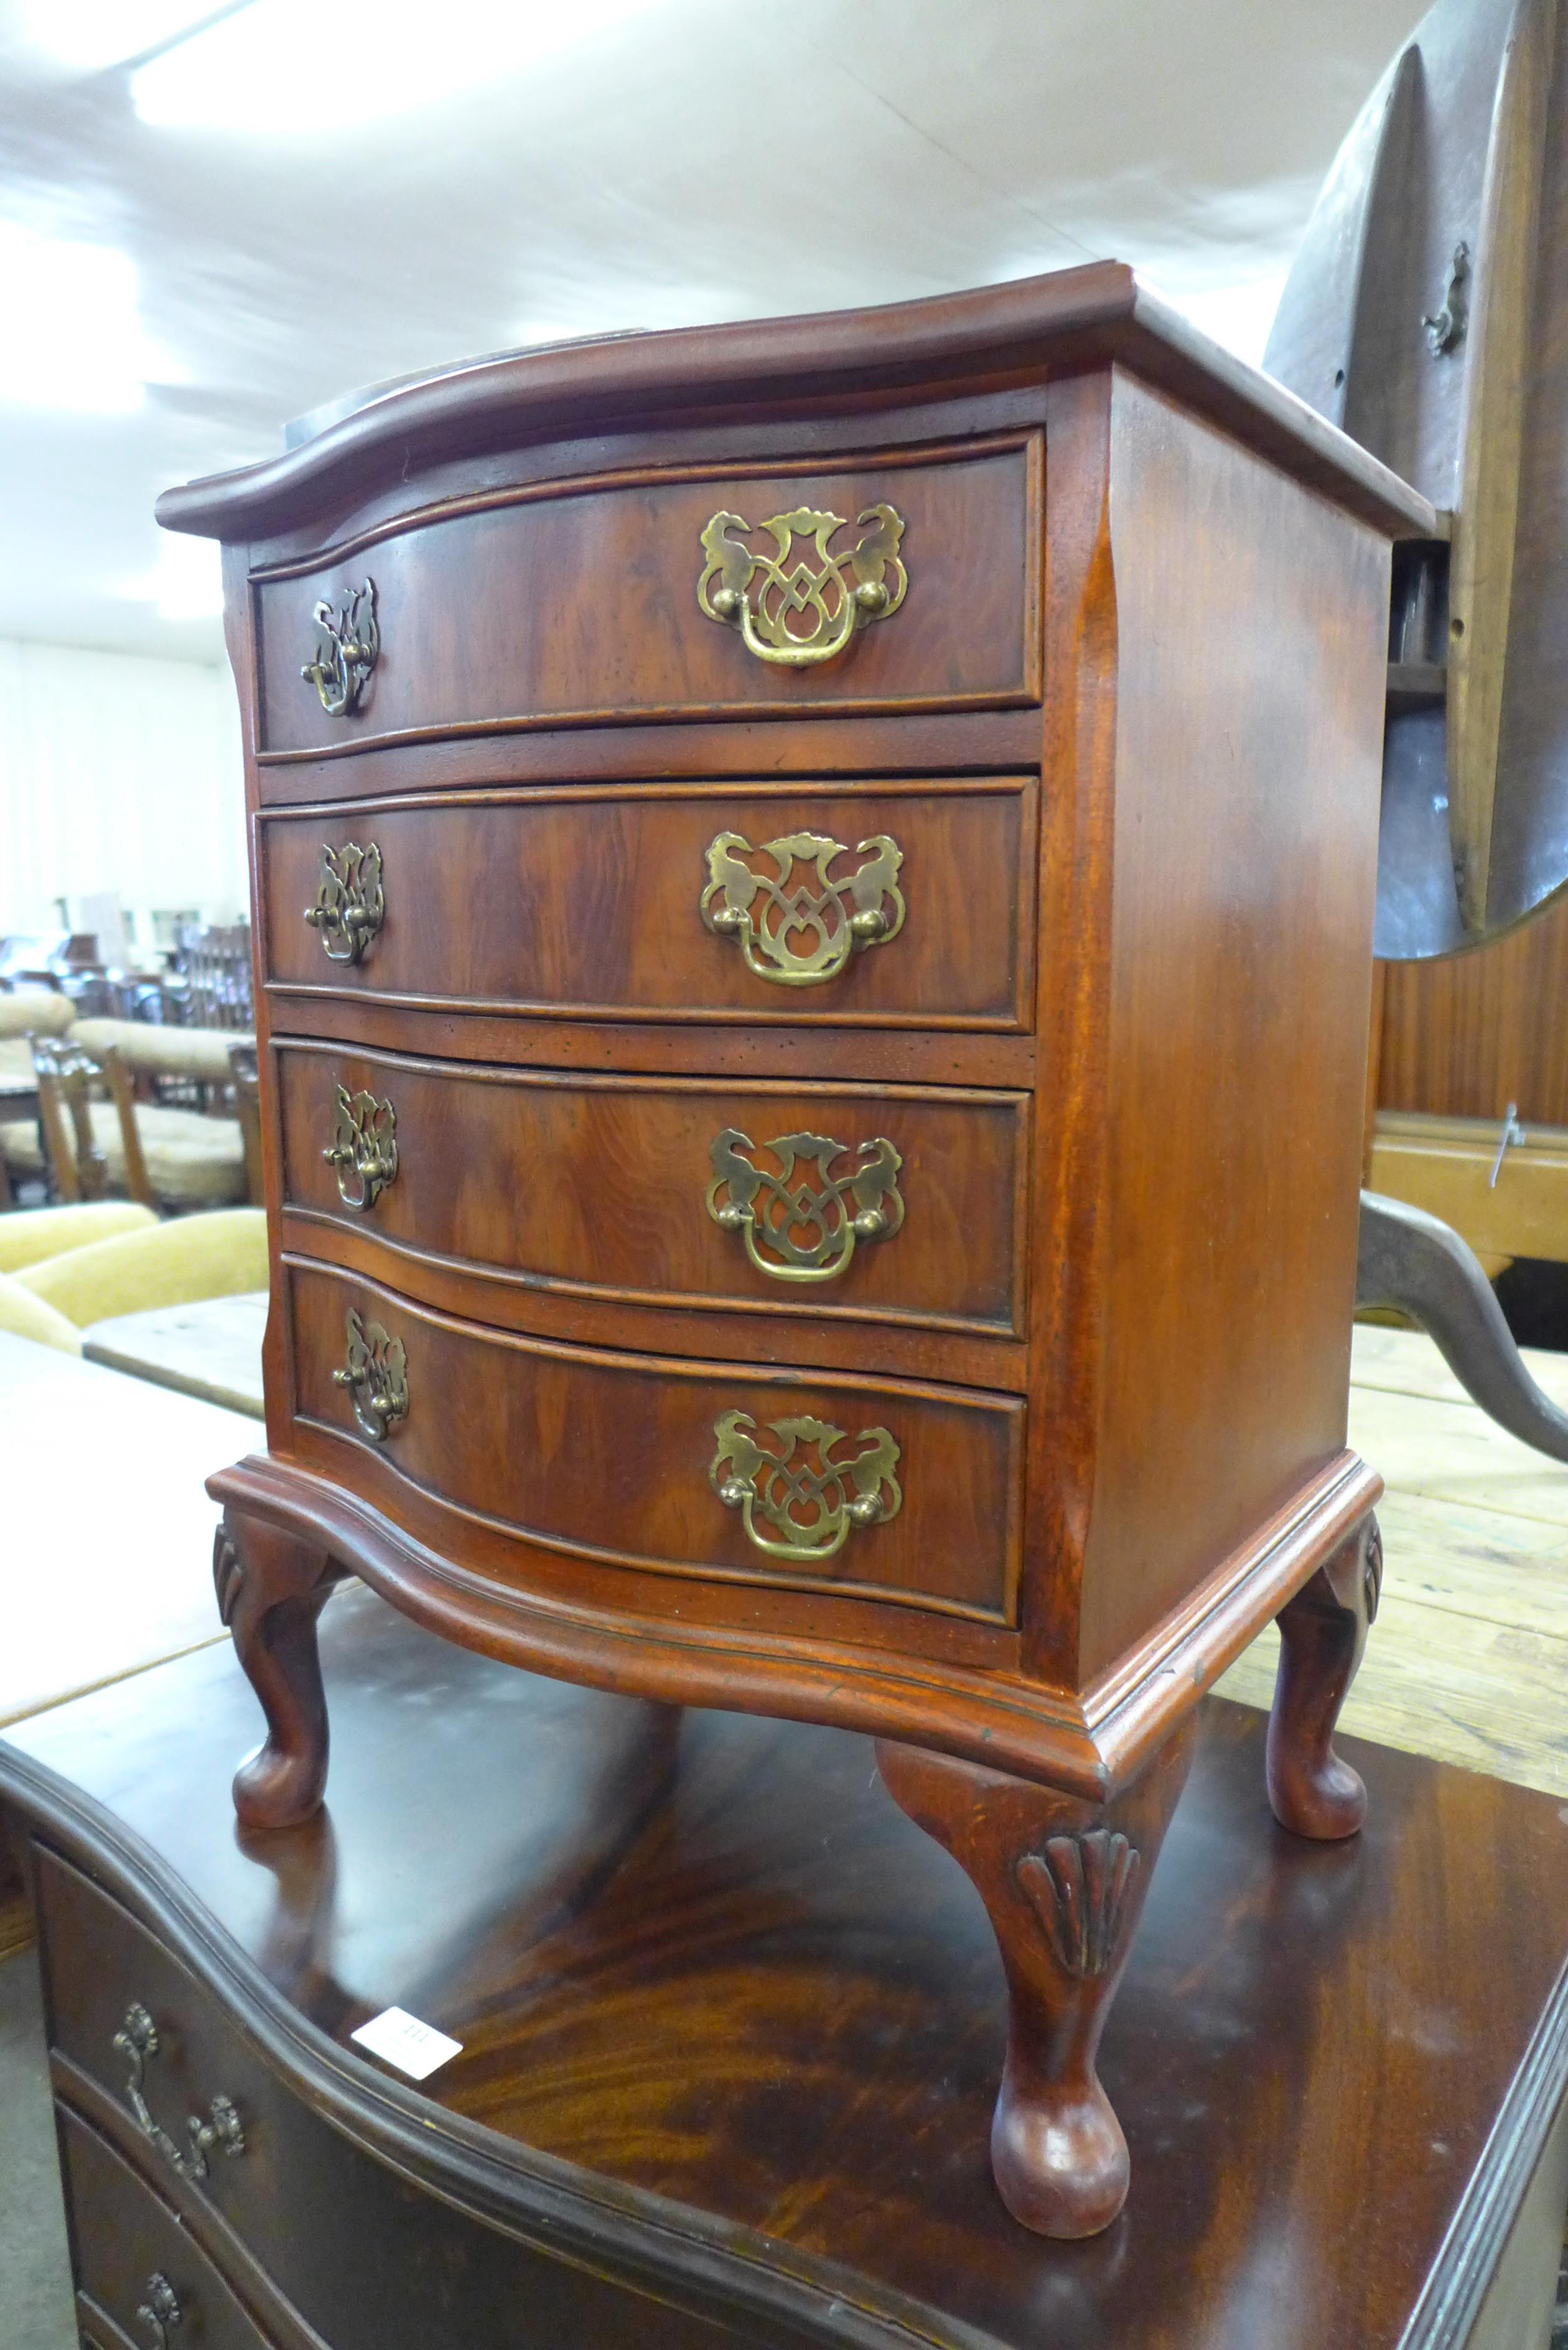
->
[[137, 2272, 182, 2350], [701, 829, 904, 986], [710, 1410, 901, 1563], [303, 840, 383, 964], [111, 2003, 246, 2183], [301, 577, 378, 715], [332, 1307, 409, 1439], [697, 503, 906, 667], [324, 1084, 398, 1211], [707, 1129, 903, 1282]]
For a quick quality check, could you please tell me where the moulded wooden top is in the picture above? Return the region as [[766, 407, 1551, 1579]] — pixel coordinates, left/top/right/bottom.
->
[[156, 261, 1438, 546], [3, 1584, 1566, 2350]]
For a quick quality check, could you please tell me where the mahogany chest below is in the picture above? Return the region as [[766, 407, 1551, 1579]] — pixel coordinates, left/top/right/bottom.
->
[[158, 259, 1436, 2235]]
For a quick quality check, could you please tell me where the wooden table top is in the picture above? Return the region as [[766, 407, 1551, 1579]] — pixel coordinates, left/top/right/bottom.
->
[[0, 1329, 253, 1726], [82, 1289, 267, 1419], [5, 1583, 1566, 2350]]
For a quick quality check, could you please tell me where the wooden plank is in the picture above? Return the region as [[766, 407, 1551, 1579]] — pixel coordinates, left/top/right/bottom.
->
[[1216, 1591, 1568, 1798], [1351, 1319, 1568, 1409], [1347, 1381, 1568, 1527]]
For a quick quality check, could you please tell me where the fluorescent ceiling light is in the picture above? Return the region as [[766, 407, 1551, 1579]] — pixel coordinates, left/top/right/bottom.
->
[[124, 535, 226, 621], [0, 226, 157, 414], [17, 2, 245, 74], [133, 0, 661, 134]]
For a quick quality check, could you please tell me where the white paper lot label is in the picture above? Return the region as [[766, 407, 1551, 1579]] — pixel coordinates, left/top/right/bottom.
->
[[350, 2006, 464, 2081]]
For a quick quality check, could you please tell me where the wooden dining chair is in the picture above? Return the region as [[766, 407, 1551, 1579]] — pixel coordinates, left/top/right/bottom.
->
[[32, 1036, 153, 1208]]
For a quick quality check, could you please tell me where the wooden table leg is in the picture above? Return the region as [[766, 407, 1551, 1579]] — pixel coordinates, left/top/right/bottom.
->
[[213, 1510, 344, 1830], [875, 1722, 1196, 2239], [1266, 1512, 1382, 1840]]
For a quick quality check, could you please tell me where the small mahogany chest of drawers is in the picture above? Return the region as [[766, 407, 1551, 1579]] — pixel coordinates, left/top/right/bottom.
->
[[158, 259, 1436, 2235]]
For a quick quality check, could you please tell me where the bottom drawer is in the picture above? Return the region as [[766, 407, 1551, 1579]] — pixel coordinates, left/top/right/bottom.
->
[[62, 2104, 273, 2350], [286, 1256, 1024, 1624]]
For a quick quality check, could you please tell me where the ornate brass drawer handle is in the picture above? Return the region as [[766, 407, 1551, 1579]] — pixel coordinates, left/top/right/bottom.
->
[[707, 1128, 903, 1283], [701, 829, 904, 987], [303, 840, 383, 965], [710, 1410, 901, 1563], [301, 577, 378, 715], [111, 2003, 246, 2183], [137, 2272, 183, 2350], [698, 503, 906, 667], [324, 1084, 398, 1212], [332, 1307, 409, 1440]]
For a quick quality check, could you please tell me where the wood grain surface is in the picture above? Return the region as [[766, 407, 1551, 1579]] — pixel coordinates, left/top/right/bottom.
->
[[5, 1587, 1566, 2350], [1220, 1322, 1568, 1797], [254, 438, 1041, 756], [259, 780, 1037, 1031]]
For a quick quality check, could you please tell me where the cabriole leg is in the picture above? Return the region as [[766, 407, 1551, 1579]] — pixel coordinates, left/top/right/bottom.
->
[[1266, 1512, 1382, 1841], [213, 1510, 343, 1830], [875, 1723, 1196, 2239]]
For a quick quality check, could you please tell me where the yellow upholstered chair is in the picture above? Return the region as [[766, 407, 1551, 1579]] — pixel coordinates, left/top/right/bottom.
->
[[0, 1268, 82, 1354], [0, 986, 75, 1080], [14, 1207, 268, 1328], [2, 1036, 248, 1211], [0, 1201, 157, 1275]]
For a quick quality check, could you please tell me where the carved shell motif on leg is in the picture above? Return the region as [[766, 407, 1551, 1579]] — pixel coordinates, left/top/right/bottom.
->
[[1016, 1828, 1142, 1979]]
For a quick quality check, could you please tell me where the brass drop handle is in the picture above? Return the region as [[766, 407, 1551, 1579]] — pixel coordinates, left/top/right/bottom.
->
[[710, 1410, 901, 1563], [700, 829, 904, 987], [138, 2273, 182, 2350], [332, 1307, 409, 1441], [706, 1130, 903, 1282], [111, 2003, 246, 2183], [303, 840, 383, 965], [698, 503, 906, 667], [301, 577, 378, 714], [324, 1084, 398, 1212]]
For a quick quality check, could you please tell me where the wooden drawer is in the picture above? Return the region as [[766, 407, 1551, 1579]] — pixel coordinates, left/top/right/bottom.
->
[[259, 779, 1037, 1032], [254, 438, 1042, 756], [285, 1258, 1024, 1623], [38, 1847, 743, 2350], [62, 2107, 273, 2350], [275, 1042, 1029, 1339]]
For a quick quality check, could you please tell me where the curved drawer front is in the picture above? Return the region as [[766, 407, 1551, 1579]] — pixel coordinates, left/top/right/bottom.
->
[[276, 1043, 1028, 1337], [40, 1847, 745, 2350], [256, 437, 1041, 756], [286, 1259, 1022, 1623], [259, 780, 1035, 1029], [61, 2108, 271, 2350]]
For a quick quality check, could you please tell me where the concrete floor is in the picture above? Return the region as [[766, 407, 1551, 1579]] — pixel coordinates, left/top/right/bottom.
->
[[0, 1948, 76, 2350]]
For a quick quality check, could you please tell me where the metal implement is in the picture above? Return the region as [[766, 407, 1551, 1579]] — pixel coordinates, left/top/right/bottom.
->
[[706, 1128, 903, 1282], [698, 502, 906, 666], [332, 1308, 409, 1441], [1356, 1189, 1568, 1463], [710, 1410, 901, 1563], [138, 2274, 182, 2350], [111, 2003, 246, 2183], [324, 1084, 399, 1212], [301, 577, 379, 715], [1487, 1102, 1526, 1187], [700, 829, 904, 986], [303, 840, 384, 965]]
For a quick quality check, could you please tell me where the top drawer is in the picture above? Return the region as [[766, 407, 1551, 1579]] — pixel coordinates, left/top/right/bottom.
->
[[253, 436, 1042, 757]]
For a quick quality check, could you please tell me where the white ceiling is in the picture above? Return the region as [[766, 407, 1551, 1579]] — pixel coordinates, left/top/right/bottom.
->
[[0, 0, 1427, 667]]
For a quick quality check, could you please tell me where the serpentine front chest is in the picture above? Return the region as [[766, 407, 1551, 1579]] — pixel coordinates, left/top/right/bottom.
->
[[159, 258, 1436, 2236]]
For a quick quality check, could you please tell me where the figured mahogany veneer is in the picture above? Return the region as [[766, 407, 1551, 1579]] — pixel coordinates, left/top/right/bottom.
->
[[273, 1042, 1029, 1344], [258, 780, 1037, 1031], [253, 438, 1043, 757], [159, 260, 1435, 2238]]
